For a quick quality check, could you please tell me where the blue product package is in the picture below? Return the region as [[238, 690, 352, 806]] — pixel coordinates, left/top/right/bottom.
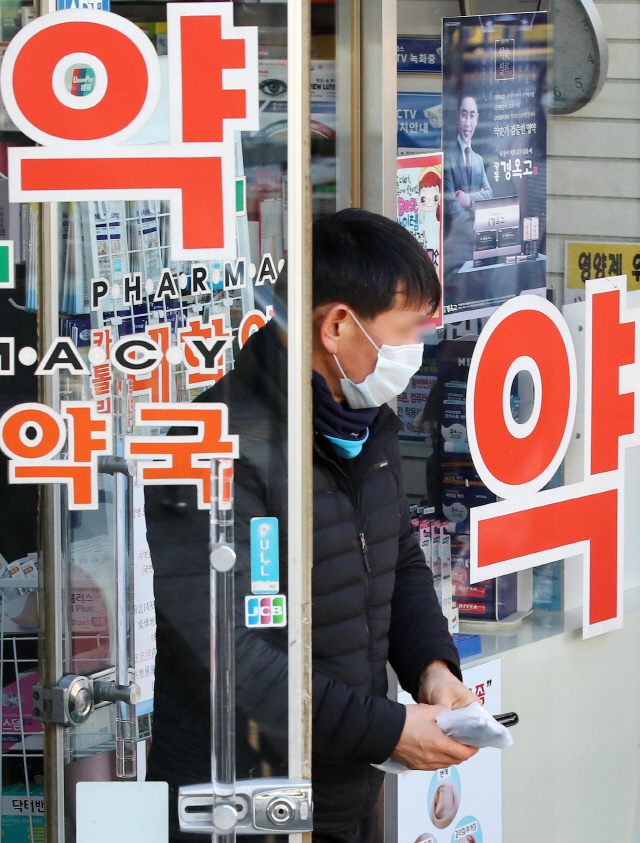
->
[[61, 315, 91, 348], [453, 633, 482, 659], [250, 517, 279, 594]]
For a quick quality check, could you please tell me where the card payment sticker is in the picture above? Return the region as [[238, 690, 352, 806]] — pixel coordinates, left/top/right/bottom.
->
[[245, 595, 287, 628], [250, 517, 279, 593]]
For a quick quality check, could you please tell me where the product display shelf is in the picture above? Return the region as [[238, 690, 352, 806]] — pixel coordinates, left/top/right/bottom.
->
[[0, 632, 42, 843], [459, 585, 640, 668]]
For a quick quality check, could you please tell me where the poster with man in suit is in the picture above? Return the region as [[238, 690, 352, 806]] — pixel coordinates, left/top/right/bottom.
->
[[443, 94, 493, 267], [442, 13, 549, 321]]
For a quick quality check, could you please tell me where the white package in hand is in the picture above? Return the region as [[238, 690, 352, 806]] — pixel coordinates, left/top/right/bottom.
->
[[436, 702, 512, 749], [371, 758, 412, 776]]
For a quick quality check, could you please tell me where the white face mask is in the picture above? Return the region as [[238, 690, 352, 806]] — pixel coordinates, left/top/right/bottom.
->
[[334, 310, 424, 409]]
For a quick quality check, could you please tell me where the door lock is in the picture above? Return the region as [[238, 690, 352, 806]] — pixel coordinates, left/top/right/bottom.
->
[[33, 667, 139, 726], [265, 796, 296, 825], [179, 778, 313, 835]]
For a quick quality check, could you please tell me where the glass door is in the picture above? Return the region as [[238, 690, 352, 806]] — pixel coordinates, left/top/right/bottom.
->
[[0, 0, 352, 839]]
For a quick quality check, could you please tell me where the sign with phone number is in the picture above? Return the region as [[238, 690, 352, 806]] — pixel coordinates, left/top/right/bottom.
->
[[565, 242, 640, 303]]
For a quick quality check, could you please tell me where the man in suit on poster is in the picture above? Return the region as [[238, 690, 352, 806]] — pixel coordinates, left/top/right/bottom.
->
[[443, 93, 493, 270]]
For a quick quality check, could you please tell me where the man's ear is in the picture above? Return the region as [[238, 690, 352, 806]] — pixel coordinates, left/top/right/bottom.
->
[[314, 304, 351, 355]]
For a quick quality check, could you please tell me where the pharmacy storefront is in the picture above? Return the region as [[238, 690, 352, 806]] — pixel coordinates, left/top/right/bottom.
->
[[0, 0, 637, 842]]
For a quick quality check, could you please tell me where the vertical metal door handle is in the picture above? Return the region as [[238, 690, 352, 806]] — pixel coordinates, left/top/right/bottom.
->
[[209, 460, 238, 839], [112, 378, 137, 779]]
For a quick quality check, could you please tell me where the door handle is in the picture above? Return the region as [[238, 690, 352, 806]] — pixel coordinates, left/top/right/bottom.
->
[[32, 667, 140, 726], [112, 377, 137, 779], [179, 461, 313, 837], [179, 778, 313, 835], [208, 459, 238, 836]]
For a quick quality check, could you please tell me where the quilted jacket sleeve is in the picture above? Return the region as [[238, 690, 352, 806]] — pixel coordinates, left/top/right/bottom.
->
[[388, 491, 462, 700]]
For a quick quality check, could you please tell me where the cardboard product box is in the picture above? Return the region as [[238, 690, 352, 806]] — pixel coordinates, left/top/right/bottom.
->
[[450, 533, 495, 603], [441, 461, 496, 530], [2, 784, 45, 843], [2, 672, 43, 753], [455, 572, 518, 621], [440, 400, 470, 456]]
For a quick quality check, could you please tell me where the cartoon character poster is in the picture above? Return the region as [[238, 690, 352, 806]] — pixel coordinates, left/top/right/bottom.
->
[[397, 152, 443, 330]]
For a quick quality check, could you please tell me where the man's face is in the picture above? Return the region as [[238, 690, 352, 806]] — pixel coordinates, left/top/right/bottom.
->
[[336, 290, 430, 385], [457, 97, 478, 144]]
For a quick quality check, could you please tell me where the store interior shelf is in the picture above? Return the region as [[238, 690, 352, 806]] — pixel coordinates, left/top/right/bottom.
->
[[460, 585, 640, 668]]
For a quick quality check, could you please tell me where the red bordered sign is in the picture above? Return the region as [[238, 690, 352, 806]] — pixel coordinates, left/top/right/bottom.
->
[[468, 278, 640, 639]]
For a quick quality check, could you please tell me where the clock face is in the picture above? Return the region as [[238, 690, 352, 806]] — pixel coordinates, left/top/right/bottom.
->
[[549, 0, 609, 115]]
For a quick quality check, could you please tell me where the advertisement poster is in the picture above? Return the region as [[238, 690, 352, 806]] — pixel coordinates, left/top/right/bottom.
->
[[397, 659, 503, 843], [564, 241, 640, 304], [397, 347, 438, 441], [257, 59, 336, 140], [442, 13, 549, 322], [397, 152, 443, 286], [398, 93, 443, 152]]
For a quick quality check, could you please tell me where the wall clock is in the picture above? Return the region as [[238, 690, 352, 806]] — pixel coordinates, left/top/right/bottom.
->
[[548, 0, 609, 115], [462, 0, 609, 115]]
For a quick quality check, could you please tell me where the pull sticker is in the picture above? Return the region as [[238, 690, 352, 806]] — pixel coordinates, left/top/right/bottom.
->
[[250, 516, 279, 593], [245, 595, 287, 629]]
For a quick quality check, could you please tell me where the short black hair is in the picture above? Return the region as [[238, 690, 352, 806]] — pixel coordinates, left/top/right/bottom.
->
[[312, 208, 440, 319], [458, 92, 479, 111]]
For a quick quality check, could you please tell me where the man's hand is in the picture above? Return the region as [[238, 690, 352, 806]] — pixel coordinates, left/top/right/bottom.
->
[[418, 659, 482, 710], [391, 704, 478, 771], [455, 189, 471, 208]]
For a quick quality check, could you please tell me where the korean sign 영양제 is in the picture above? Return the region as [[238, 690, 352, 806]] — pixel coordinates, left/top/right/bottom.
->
[[565, 241, 640, 304]]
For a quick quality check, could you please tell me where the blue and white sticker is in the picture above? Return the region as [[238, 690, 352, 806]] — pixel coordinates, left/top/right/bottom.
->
[[250, 517, 279, 594]]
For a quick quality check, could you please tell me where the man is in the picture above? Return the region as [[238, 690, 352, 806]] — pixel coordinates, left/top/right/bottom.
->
[[145, 209, 479, 843], [443, 93, 493, 266]]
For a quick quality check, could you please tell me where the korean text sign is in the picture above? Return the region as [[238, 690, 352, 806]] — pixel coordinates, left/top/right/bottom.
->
[[0, 402, 238, 510], [397, 37, 441, 74], [441, 13, 548, 321], [467, 279, 640, 639], [0, 3, 258, 259], [565, 242, 640, 304]]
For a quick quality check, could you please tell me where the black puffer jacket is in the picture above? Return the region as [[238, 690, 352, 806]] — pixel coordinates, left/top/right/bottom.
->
[[145, 322, 461, 837]]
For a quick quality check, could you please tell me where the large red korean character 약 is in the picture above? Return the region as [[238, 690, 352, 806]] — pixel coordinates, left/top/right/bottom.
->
[[0, 4, 258, 259], [467, 294, 625, 638], [0, 401, 111, 509]]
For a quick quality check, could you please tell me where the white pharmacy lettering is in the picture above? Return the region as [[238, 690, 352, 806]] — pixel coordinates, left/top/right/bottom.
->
[[3, 328, 270, 378]]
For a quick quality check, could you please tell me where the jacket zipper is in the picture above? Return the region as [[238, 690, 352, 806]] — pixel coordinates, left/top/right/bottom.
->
[[313, 439, 376, 677], [354, 496, 373, 678]]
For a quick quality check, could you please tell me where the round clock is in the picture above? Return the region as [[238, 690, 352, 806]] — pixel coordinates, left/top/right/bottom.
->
[[549, 0, 609, 115]]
